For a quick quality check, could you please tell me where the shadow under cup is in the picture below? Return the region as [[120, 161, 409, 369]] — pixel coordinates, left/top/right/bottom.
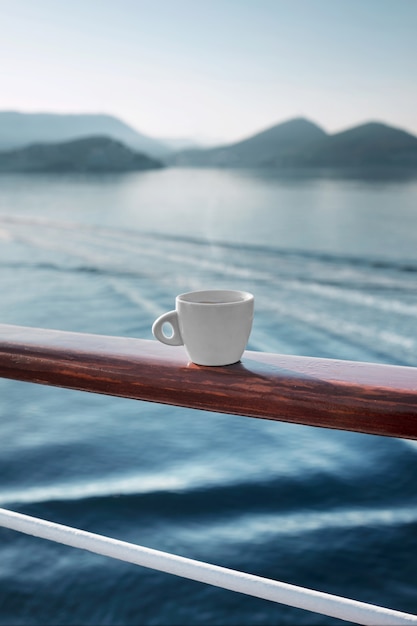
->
[[152, 290, 254, 366]]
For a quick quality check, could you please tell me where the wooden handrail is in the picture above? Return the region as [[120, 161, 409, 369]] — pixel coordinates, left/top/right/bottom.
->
[[0, 323, 416, 440]]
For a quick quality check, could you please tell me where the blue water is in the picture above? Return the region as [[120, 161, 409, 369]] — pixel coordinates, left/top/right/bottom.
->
[[0, 167, 417, 625]]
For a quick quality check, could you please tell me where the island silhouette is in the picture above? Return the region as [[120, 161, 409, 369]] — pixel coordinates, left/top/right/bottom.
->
[[0, 112, 416, 172]]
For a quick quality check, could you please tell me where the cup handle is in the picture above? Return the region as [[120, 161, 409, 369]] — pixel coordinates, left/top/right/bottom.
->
[[152, 310, 183, 346]]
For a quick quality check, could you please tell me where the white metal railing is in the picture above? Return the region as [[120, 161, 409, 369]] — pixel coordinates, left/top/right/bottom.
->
[[1, 507, 416, 625]]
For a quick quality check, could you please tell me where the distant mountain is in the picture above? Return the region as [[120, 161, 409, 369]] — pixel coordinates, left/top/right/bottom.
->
[[0, 111, 170, 157], [289, 121, 417, 167], [0, 136, 164, 173], [169, 118, 327, 167], [168, 117, 417, 168]]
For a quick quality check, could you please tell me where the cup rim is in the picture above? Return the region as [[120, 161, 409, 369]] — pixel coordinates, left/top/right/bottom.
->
[[177, 289, 254, 305]]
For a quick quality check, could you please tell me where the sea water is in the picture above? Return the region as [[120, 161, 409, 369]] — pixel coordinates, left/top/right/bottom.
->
[[0, 167, 416, 625]]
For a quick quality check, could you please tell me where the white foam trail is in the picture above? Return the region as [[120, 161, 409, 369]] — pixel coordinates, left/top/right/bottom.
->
[[0, 473, 186, 507], [299, 281, 417, 317], [107, 279, 165, 319], [1, 215, 270, 282], [0, 459, 256, 507], [179, 504, 417, 545], [255, 294, 416, 353]]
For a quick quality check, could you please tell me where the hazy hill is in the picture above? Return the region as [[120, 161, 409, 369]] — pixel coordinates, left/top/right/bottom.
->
[[290, 121, 417, 167], [169, 117, 417, 168], [169, 118, 327, 167], [0, 111, 170, 157], [0, 136, 164, 173]]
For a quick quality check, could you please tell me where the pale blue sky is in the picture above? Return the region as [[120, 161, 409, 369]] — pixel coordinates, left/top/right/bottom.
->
[[1, 0, 416, 142]]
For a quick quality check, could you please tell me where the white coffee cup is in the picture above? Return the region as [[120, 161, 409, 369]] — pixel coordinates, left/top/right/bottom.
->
[[152, 289, 254, 366]]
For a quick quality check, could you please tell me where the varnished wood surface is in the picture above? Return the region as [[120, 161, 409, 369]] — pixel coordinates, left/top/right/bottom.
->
[[0, 323, 416, 439]]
